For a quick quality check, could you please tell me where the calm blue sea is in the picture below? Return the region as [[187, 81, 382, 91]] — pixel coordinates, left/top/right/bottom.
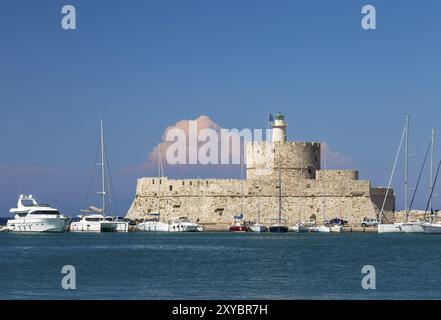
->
[[0, 232, 440, 300]]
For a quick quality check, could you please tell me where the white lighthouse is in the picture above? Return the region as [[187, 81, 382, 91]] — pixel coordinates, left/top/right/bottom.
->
[[272, 112, 288, 142]]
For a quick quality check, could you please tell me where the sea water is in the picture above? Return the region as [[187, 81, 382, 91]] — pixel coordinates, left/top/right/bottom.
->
[[0, 232, 440, 299]]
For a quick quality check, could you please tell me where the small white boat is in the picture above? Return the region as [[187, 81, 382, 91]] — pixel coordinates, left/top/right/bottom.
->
[[136, 213, 170, 232], [7, 194, 69, 233], [422, 222, 441, 234], [329, 225, 344, 233], [250, 224, 268, 232], [290, 223, 308, 233], [400, 221, 425, 233], [378, 223, 403, 233], [309, 225, 331, 233], [169, 217, 201, 232], [70, 214, 117, 232]]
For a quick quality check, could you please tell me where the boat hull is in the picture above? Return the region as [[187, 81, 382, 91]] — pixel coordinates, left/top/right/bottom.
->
[[400, 223, 424, 233], [269, 225, 289, 233], [378, 223, 403, 234], [229, 225, 248, 232], [250, 224, 268, 232], [169, 222, 200, 232], [330, 225, 344, 233], [136, 221, 170, 232], [290, 225, 308, 233], [7, 217, 68, 233], [70, 221, 117, 233], [309, 226, 330, 233], [423, 223, 441, 234]]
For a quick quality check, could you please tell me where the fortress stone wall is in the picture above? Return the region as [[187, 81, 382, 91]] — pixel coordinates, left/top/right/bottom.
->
[[126, 113, 395, 226]]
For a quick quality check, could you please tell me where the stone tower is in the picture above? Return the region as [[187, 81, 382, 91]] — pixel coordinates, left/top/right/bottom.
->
[[246, 112, 321, 180], [272, 112, 288, 142]]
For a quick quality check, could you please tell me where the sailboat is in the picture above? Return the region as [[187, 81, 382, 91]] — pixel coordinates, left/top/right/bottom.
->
[[229, 145, 248, 232], [421, 132, 441, 233], [250, 197, 268, 232], [290, 202, 308, 233], [70, 120, 128, 233], [136, 144, 170, 232], [401, 131, 434, 233], [269, 169, 289, 233], [310, 151, 332, 233], [378, 115, 410, 233]]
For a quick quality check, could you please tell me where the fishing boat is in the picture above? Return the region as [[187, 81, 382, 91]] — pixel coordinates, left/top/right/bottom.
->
[[229, 213, 248, 232], [70, 120, 127, 233], [269, 169, 289, 233], [6, 194, 69, 233]]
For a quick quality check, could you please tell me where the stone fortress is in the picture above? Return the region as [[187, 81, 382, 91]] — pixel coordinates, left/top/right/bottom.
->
[[126, 113, 395, 227]]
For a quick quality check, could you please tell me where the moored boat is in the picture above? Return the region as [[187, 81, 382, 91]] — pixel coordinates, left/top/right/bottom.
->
[[250, 224, 268, 232], [169, 216, 201, 232], [423, 222, 441, 234], [136, 213, 170, 232], [400, 221, 425, 233], [378, 223, 403, 233], [269, 224, 289, 233], [229, 214, 248, 232], [6, 194, 69, 233], [309, 225, 331, 233], [70, 213, 116, 232], [290, 223, 308, 233]]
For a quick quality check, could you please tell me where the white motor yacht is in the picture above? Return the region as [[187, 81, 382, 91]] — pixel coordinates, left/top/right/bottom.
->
[[70, 213, 116, 232], [7, 194, 69, 233], [169, 216, 201, 232], [136, 213, 170, 232]]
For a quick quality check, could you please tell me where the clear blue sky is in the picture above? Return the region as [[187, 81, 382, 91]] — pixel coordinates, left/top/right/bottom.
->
[[1, 0, 440, 216]]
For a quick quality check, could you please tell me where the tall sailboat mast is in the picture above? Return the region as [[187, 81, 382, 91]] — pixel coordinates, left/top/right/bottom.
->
[[404, 114, 409, 215], [430, 128, 435, 211], [100, 119, 106, 215], [157, 144, 162, 214], [240, 145, 244, 214]]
